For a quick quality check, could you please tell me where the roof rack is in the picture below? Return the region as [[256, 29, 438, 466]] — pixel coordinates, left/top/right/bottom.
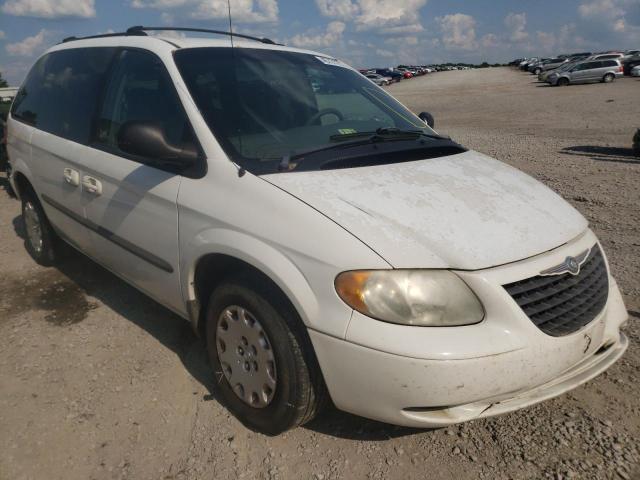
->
[[62, 26, 279, 45], [62, 30, 146, 43]]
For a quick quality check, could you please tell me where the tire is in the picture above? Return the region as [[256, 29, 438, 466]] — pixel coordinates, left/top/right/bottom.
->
[[205, 275, 327, 435], [603, 73, 615, 83], [534, 68, 542, 75], [557, 77, 570, 87], [21, 189, 59, 266]]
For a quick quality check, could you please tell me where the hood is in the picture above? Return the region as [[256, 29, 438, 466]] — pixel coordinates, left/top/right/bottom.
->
[[262, 150, 588, 270]]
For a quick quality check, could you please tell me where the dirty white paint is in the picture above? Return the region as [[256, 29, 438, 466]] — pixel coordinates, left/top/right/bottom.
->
[[263, 150, 588, 270]]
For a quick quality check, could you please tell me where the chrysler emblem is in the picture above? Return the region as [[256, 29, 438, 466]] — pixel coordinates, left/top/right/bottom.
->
[[540, 249, 590, 276]]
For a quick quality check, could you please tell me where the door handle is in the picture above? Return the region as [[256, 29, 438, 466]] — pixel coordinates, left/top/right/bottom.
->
[[63, 168, 80, 187], [82, 175, 103, 196]]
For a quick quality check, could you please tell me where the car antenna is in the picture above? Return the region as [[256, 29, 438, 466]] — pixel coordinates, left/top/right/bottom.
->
[[227, 0, 235, 49]]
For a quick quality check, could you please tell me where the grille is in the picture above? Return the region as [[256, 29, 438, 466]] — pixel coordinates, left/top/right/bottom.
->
[[503, 245, 609, 336]]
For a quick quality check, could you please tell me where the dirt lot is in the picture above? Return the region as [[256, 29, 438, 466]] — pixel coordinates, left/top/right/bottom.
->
[[1, 67, 639, 480]]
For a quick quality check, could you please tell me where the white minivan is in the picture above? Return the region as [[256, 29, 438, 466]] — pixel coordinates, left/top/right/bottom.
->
[[7, 27, 628, 435]]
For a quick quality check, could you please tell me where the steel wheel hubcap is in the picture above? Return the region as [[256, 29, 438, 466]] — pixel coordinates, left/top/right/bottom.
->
[[216, 305, 277, 408], [24, 202, 43, 254]]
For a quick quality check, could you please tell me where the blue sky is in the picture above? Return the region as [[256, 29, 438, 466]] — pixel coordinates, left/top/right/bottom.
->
[[1, 0, 639, 84]]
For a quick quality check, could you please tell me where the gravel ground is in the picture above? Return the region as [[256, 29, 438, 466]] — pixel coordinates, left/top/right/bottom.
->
[[0, 67, 639, 480]]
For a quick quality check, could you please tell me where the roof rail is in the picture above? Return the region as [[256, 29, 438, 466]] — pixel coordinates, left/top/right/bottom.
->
[[62, 29, 147, 43], [61, 26, 279, 45], [126, 26, 279, 45]]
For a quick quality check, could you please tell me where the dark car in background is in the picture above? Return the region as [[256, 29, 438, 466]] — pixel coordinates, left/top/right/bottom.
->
[[374, 69, 403, 83]]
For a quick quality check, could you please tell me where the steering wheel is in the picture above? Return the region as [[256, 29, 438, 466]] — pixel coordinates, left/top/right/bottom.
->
[[305, 108, 344, 126]]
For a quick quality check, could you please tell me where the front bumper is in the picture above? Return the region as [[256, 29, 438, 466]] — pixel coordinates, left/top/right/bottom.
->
[[310, 230, 629, 427]]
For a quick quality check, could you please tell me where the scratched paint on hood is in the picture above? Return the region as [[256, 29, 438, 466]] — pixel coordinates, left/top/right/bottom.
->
[[263, 150, 588, 270]]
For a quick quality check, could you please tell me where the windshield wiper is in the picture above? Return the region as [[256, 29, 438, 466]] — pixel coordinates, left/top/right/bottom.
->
[[329, 127, 448, 142], [275, 128, 452, 172]]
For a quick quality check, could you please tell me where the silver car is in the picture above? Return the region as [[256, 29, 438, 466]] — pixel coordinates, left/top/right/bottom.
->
[[547, 59, 623, 86], [365, 73, 391, 86], [532, 58, 568, 75]]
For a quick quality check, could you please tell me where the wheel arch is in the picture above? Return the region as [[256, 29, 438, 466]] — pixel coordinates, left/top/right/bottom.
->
[[11, 168, 36, 200], [184, 230, 320, 338]]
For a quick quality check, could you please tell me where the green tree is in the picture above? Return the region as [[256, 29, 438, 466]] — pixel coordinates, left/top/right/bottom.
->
[[0, 72, 8, 88]]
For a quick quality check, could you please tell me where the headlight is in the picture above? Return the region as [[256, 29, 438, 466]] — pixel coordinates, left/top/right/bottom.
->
[[335, 270, 484, 326]]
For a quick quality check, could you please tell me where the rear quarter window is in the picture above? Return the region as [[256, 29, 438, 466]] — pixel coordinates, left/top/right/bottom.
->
[[11, 47, 117, 144]]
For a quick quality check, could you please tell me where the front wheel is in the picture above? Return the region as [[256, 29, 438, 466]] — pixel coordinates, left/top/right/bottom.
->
[[603, 73, 615, 83], [21, 191, 60, 266], [557, 77, 570, 87], [205, 276, 326, 435]]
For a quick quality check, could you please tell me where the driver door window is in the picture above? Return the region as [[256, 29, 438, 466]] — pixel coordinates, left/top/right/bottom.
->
[[94, 49, 192, 161]]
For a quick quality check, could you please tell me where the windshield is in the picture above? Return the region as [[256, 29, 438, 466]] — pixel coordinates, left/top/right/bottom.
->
[[174, 47, 440, 174]]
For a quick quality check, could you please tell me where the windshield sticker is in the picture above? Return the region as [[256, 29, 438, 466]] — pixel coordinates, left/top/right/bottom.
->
[[338, 128, 357, 135], [315, 56, 349, 68]]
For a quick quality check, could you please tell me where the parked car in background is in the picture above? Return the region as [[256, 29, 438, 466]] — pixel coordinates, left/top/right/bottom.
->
[[532, 58, 568, 75], [589, 53, 624, 61], [374, 69, 402, 83], [622, 54, 640, 75], [365, 73, 391, 86], [396, 68, 413, 78], [567, 52, 592, 59], [632, 65, 640, 77], [547, 59, 623, 86], [527, 59, 549, 73], [538, 60, 579, 82]]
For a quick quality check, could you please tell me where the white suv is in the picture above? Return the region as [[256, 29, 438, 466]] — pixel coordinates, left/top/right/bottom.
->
[[7, 27, 628, 434]]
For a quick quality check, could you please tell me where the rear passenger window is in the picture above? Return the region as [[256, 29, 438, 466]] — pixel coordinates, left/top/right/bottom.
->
[[11, 48, 117, 143], [94, 49, 193, 156]]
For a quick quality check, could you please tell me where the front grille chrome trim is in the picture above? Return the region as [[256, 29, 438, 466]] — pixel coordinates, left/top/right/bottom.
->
[[503, 245, 609, 337]]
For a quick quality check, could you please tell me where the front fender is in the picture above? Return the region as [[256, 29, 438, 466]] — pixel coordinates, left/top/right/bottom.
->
[[181, 227, 347, 336]]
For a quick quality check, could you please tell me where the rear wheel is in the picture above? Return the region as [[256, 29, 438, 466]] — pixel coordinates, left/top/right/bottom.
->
[[603, 73, 615, 83], [205, 275, 326, 435], [557, 77, 570, 87], [21, 190, 59, 266]]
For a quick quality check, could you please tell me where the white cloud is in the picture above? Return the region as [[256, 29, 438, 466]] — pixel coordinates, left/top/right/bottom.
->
[[5, 29, 46, 56], [438, 13, 477, 50], [378, 23, 423, 34], [578, 0, 638, 37], [385, 36, 418, 46], [375, 48, 394, 58], [504, 12, 528, 42], [2, 0, 95, 18], [315, 0, 358, 20], [131, 0, 187, 7], [481, 33, 498, 48], [131, 0, 278, 23], [578, 0, 625, 20], [290, 21, 345, 48], [315, 0, 427, 33], [536, 30, 557, 52], [194, 0, 278, 22], [355, 0, 427, 31], [613, 18, 626, 32]]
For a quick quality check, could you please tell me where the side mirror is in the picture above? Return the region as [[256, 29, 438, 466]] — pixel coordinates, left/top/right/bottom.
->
[[117, 121, 199, 169], [418, 111, 435, 128]]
